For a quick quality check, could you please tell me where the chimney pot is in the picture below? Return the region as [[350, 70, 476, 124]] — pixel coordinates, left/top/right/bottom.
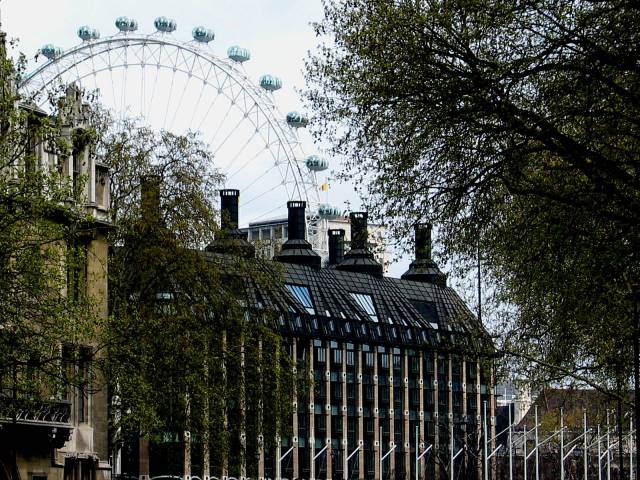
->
[[274, 200, 321, 268], [335, 211, 383, 276], [287, 201, 306, 240], [401, 223, 446, 286], [414, 224, 433, 260], [220, 189, 240, 231], [328, 229, 346, 266], [206, 189, 254, 257], [349, 212, 368, 250]]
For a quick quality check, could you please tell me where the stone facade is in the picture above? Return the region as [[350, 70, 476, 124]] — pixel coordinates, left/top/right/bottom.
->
[[0, 37, 111, 480]]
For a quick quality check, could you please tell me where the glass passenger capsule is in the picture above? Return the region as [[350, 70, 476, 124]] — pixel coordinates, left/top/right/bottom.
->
[[78, 26, 100, 41], [154, 16, 177, 33], [40, 44, 63, 60], [259, 74, 282, 92], [286, 111, 309, 128], [115, 16, 138, 32], [227, 46, 251, 63], [305, 155, 329, 172], [192, 27, 215, 43], [319, 204, 341, 217]]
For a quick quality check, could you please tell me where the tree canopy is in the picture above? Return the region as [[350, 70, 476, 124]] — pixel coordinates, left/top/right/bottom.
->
[[304, 0, 640, 393], [92, 112, 297, 477], [0, 37, 102, 405]]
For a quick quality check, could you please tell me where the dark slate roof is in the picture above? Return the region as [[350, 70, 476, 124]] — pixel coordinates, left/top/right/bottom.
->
[[279, 262, 488, 352], [203, 251, 490, 353]]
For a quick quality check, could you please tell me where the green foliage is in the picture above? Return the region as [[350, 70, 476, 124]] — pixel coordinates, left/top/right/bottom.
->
[[305, 0, 640, 394], [0, 42, 101, 405], [95, 112, 298, 474]]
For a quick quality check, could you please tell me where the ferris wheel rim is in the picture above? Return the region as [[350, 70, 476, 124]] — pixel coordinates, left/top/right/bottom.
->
[[18, 32, 321, 211]]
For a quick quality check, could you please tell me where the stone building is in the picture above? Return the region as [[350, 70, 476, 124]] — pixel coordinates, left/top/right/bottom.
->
[[0, 29, 111, 480], [130, 190, 496, 480]]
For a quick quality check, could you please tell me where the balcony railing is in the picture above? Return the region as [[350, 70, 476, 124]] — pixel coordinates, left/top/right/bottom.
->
[[0, 395, 72, 427]]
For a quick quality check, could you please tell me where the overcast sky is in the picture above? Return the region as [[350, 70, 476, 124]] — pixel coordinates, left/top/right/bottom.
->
[[2, 0, 324, 113], [1, 0, 415, 277]]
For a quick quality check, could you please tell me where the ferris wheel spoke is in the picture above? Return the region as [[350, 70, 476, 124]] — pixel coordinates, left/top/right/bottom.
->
[[70, 54, 85, 90], [36, 70, 55, 107], [238, 164, 278, 194], [161, 68, 177, 129], [88, 45, 100, 96], [220, 131, 259, 175], [225, 143, 271, 183], [167, 75, 191, 131], [49, 56, 68, 105], [187, 81, 208, 130], [195, 71, 230, 132], [245, 202, 287, 224], [120, 56, 129, 120], [167, 53, 197, 131], [207, 101, 235, 147], [108, 66, 118, 118], [137, 43, 146, 119], [212, 105, 258, 157], [20, 30, 318, 245], [140, 64, 145, 119], [241, 181, 283, 208], [146, 64, 161, 122]]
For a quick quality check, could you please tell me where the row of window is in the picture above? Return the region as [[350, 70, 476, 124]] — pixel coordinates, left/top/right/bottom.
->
[[286, 284, 443, 329]]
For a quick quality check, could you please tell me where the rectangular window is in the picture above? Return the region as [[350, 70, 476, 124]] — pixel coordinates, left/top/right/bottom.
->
[[393, 354, 402, 370], [260, 227, 271, 240], [425, 356, 434, 373], [411, 300, 439, 326], [346, 351, 355, 366], [380, 354, 389, 370], [347, 384, 355, 400], [286, 284, 315, 314], [350, 293, 379, 322], [348, 417, 356, 432], [366, 385, 374, 401], [381, 389, 389, 402], [333, 383, 342, 398], [366, 418, 374, 433], [316, 347, 326, 363], [365, 352, 374, 368], [333, 349, 343, 364], [425, 390, 434, 407], [317, 382, 326, 398], [411, 357, 420, 374]]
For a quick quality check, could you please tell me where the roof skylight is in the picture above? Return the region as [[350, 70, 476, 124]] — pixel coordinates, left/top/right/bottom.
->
[[350, 292, 379, 322], [286, 284, 315, 315]]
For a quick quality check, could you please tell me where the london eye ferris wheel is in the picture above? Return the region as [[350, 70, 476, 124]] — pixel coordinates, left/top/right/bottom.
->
[[18, 16, 335, 253]]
